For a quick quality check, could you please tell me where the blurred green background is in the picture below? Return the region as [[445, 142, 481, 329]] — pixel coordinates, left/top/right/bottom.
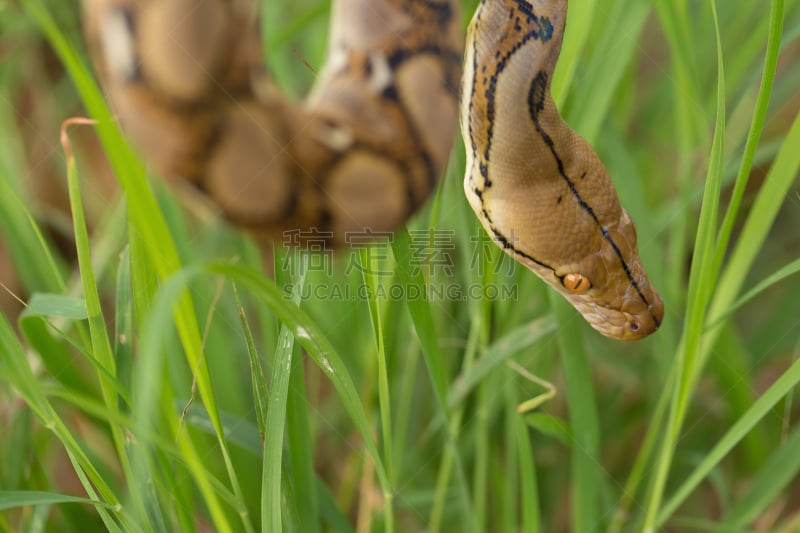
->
[[1, 0, 799, 531]]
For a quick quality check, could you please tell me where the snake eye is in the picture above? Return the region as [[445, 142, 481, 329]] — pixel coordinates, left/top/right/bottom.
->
[[562, 273, 591, 293]]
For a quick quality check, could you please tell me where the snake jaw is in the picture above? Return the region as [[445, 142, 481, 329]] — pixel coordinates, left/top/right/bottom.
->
[[572, 289, 663, 341]]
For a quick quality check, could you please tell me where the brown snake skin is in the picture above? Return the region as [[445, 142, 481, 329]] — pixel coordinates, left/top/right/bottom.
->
[[462, 0, 663, 339], [82, 0, 462, 242]]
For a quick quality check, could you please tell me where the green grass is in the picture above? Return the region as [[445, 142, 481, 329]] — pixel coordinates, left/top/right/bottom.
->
[[1, 0, 800, 531]]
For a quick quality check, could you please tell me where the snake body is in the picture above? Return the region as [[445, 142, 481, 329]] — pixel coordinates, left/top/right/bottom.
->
[[82, 0, 663, 339], [461, 0, 663, 339], [82, 0, 462, 242]]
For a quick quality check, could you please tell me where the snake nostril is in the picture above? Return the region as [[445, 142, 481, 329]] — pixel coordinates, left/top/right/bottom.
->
[[629, 321, 640, 333]]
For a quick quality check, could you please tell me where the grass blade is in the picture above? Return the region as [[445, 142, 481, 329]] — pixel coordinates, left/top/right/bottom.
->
[[723, 424, 800, 527], [551, 295, 600, 532], [657, 357, 800, 525], [643, 1, 727, 527]]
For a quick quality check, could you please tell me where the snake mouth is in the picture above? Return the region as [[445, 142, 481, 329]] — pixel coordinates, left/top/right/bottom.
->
[[579, 297, 663, 341]]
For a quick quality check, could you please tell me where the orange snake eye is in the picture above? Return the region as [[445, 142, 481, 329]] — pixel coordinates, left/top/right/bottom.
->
[[562, 273, 591, 293]]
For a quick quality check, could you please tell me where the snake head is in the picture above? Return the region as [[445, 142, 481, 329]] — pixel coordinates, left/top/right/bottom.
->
[[553, 208, 664, 340]]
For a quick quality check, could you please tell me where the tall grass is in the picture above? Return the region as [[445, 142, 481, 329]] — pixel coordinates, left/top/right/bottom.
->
[[1, 0, 799, 531]]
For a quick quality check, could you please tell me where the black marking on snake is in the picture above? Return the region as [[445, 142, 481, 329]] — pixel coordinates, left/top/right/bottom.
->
[[465, 2, 557, 274], [284, 186, 301, 221], [481, 21, 553, 164], [198, 118, 227, 176], [512, 0, 555, 35], [418, 148, 438, 192], [386, 45, 462, 93], [491, 226, 554, 271], [379, 86, 437, 192], [410, 0, 454, 27], [343, 92, 434, 207], [465, 6, 482, 162], [348, 44, 453, 192], [527, 70, 652, 309], [188, 178, 209, 196], [467, 2, 554, 196], [479, 162, 491, 185], [317, 208, 333, 232], [381, 84, 400, 102], [387, 45, 461, 70]]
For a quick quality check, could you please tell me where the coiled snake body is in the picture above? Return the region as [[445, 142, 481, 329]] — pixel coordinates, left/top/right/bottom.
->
[[83, 0, 663, 339], [83, 0, 462, 241]]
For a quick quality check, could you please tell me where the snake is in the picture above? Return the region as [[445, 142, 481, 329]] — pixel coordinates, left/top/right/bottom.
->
[[461, 0, 663, 339], [82, 0, 463, 242], [81, 0, 663, 339]]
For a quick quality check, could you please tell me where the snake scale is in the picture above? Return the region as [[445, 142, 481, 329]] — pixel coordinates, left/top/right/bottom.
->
[[82, 0, 663, 340]]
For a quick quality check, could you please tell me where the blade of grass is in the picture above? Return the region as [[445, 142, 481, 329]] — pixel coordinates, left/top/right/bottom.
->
[[261, 0, 329, 93], [132, 268, 237, 533], [706, 257, 800, 330], [18, 295, 91, 394], [723, 424, 800, 527], [361, 245, 395, 532], [63, 119, 149, 526], [550, 295, 601, 533], [516, 415, 541, 533], [0, 309, 127, 530], [391, 226, 475, 531], [562, 0, 652, 141], [203, 262, 390, 488], [235, 280, 270, 442], [447, 316, 557, 410], [642, 2, 727, 528], [272, 247, 322, 533], [391, 227, 449, 407], [0, 178, 66, 297], [500, 374, 519, 530], [701, 102, 800, 365], [263, 254, 307, 532], [0, 175, 96, 357], [657, 356, 800, 525], [550, 0, 596, 105], [702, 0, 796, 338], [472, 374, 490, 531], [114, 247, 133, 407], [25, 3, 255, 527], [710, 0, 784, 290], [0, 491, 112, 512], [262, 317, 297, 532], [286, 336, 320, 533]]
